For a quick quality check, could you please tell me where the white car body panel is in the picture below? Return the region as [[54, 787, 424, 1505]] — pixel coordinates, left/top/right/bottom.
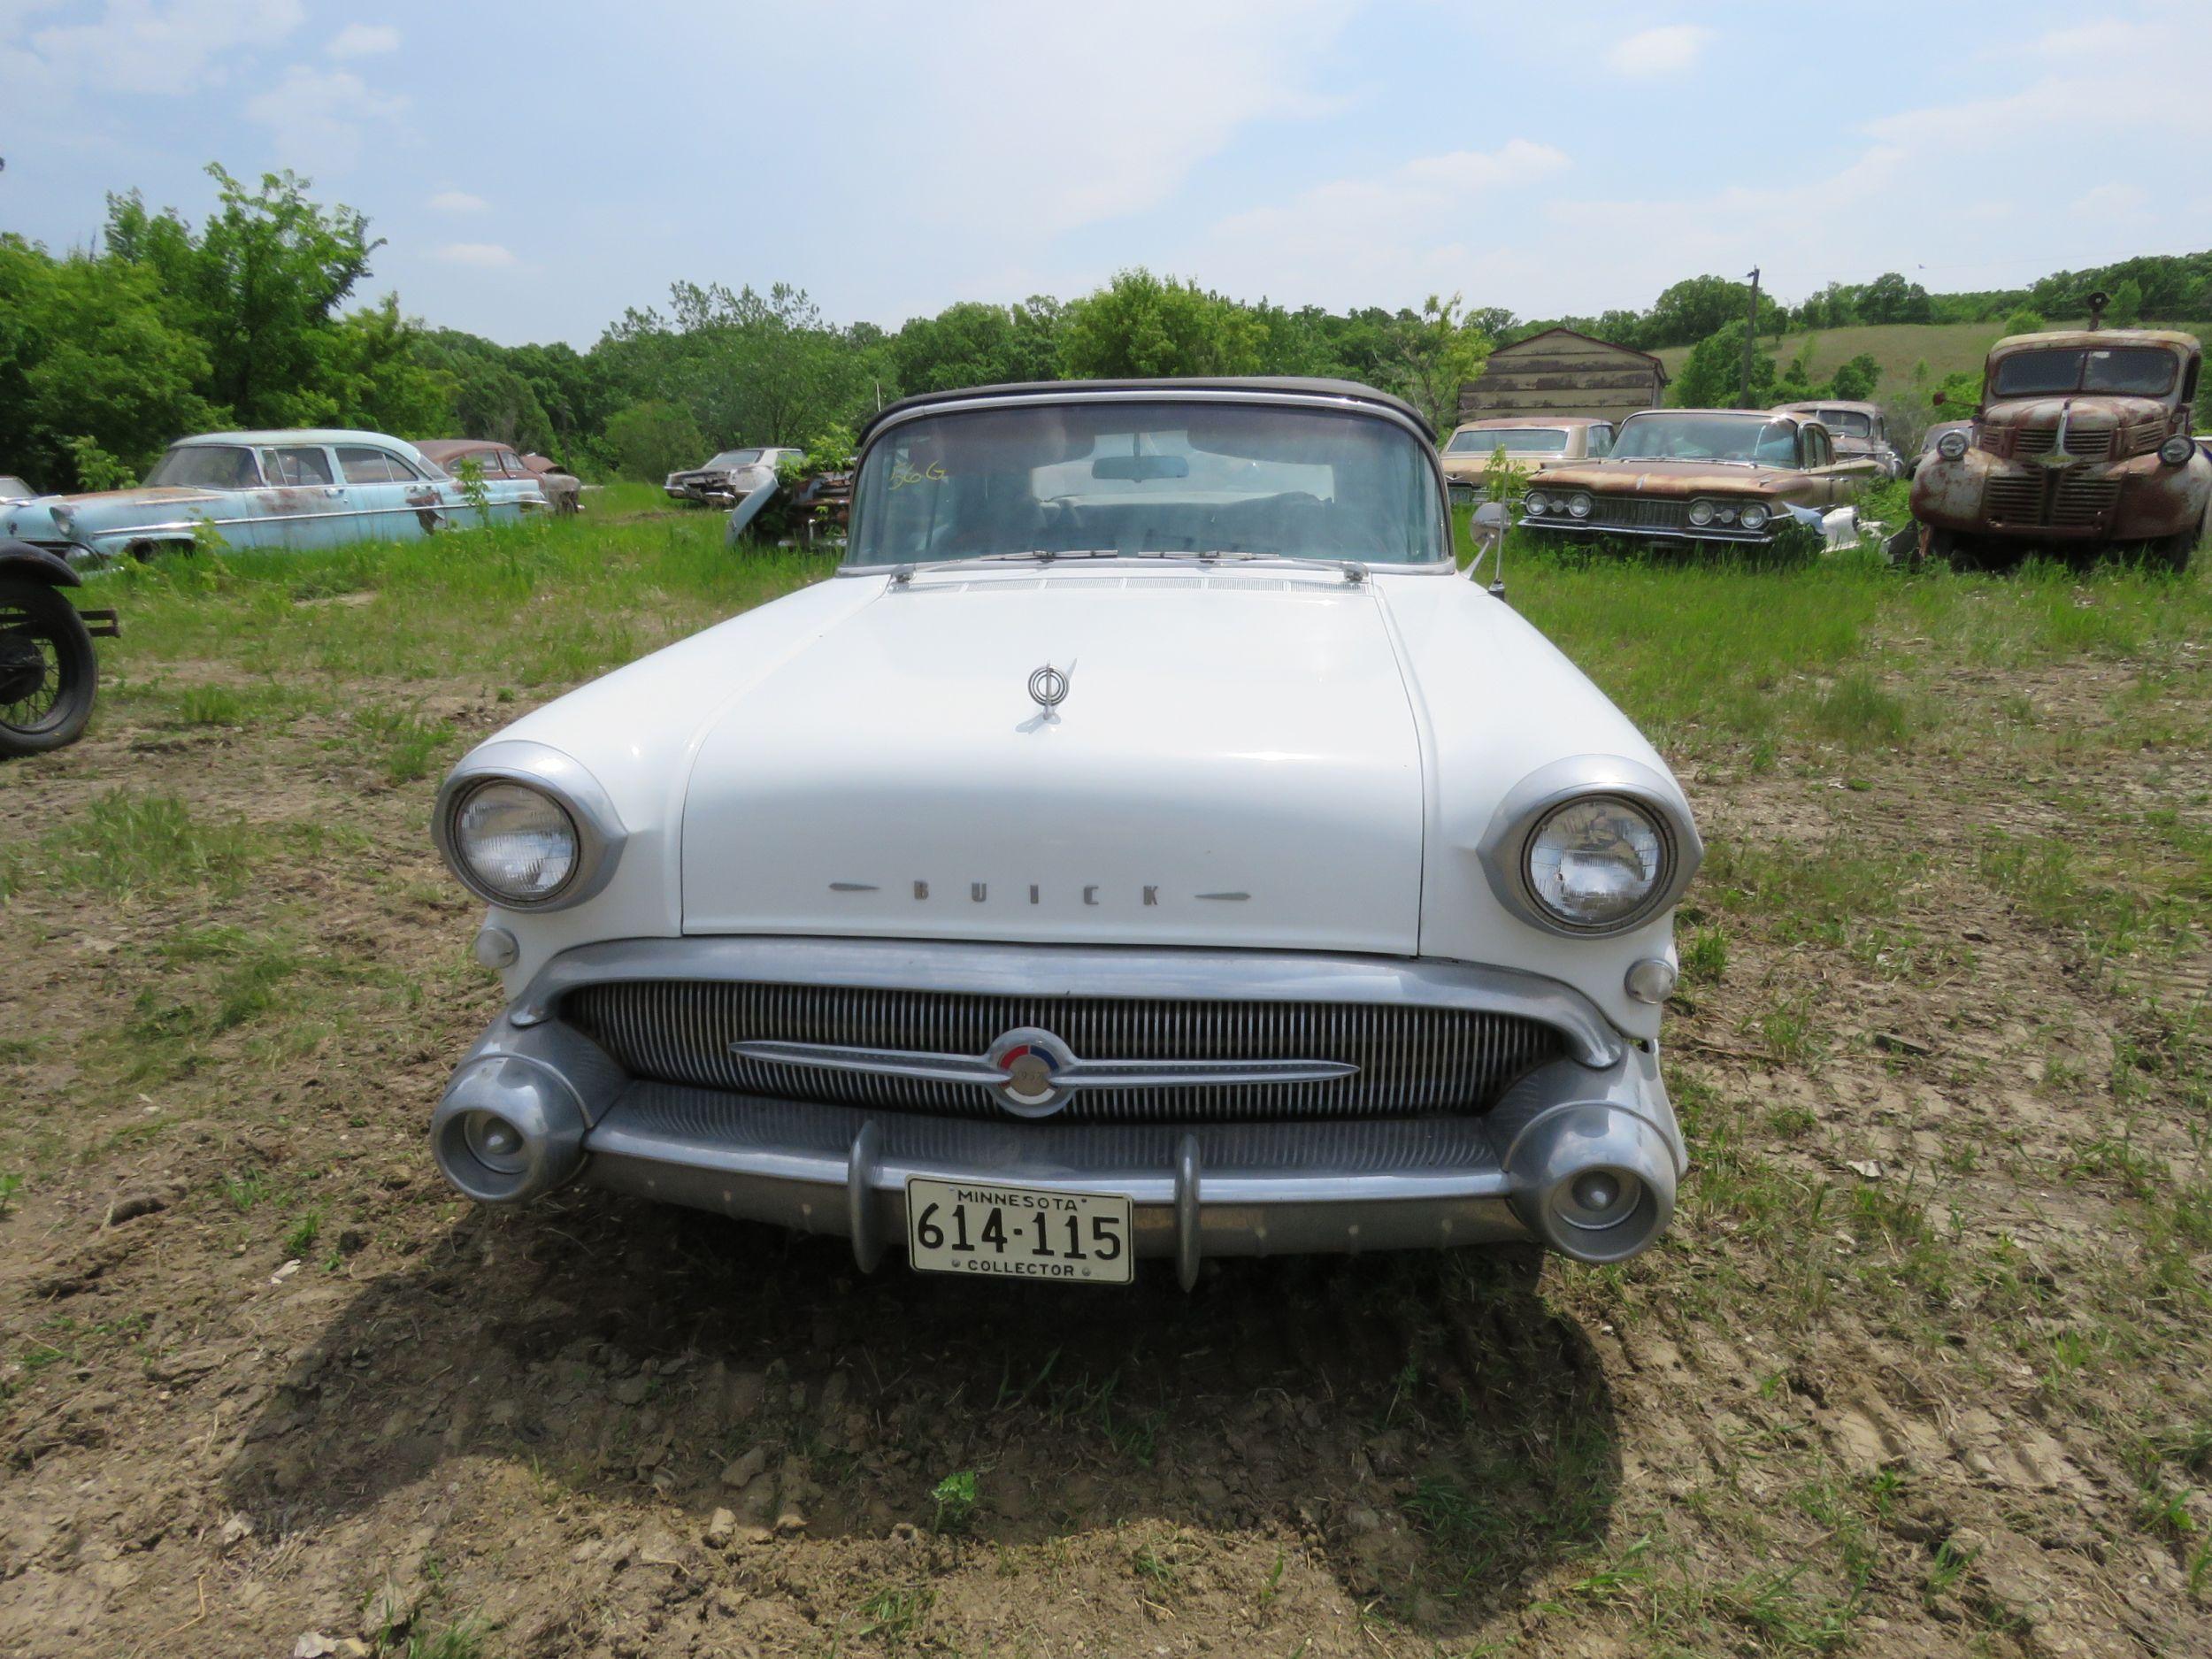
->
[[472, 565, 1685, 1041]]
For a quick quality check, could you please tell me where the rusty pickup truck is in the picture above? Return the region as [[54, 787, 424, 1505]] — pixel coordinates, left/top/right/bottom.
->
[[1909, 327, 2209, 569]]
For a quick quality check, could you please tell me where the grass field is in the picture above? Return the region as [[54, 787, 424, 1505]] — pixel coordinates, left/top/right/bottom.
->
[[4, 502, 2212, 1656], [1654, 317, 2212, 398]]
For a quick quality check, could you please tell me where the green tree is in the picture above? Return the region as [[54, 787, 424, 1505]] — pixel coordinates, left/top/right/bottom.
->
[[603, 400, 705, 481], [2002, 308, 2047, 336], [1642, 275, 1782, 349], [1670, 320, 1778, 409], [1855, 271, 1935, 325], [1393, 294, 1493, 436], [890, 298, 1064, 394], [2107, 279, 2145, 326], [0, 234, 219, 488], [108, 165, 382, 427], [1059, 270, 1265, 379], [1828, 353, 1881, 401]]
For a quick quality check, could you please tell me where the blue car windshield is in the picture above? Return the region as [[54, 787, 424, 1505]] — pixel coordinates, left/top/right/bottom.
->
[[846, 400, 1445, 566]]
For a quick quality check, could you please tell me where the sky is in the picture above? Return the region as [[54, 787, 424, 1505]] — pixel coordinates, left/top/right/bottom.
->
[[4, 0, 2209, 349]]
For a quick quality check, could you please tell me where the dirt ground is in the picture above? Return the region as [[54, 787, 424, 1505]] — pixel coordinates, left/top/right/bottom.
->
[[4, 612, 2212, 1656]]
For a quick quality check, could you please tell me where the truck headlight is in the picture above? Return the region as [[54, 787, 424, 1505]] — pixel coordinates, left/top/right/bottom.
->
[[1740, 503, 1770, 532], [448, 781, 579, 905], [1936, 429, 1970, 462], [1525, 796, 1670, 932], [433, 741, 628, 912], [2160, 434, 2195, 467]]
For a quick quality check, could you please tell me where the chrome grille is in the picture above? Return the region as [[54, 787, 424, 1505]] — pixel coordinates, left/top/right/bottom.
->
[[565, 981, 1568, 1125], [1585, 496, 1687, 531]]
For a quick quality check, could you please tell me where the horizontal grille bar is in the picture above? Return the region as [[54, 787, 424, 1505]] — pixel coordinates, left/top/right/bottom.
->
[[564, 981, 1569, 1125]]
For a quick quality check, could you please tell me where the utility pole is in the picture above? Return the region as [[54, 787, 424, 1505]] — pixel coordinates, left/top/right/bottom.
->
[[1739, 266, 1761, 406]]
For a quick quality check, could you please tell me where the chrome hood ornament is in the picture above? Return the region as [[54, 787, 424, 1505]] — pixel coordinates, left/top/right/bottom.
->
[[1027, 661, 1071, 716]]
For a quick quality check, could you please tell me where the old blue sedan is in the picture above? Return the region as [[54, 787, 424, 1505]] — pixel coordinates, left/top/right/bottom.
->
[[0, 429, 548, 565]]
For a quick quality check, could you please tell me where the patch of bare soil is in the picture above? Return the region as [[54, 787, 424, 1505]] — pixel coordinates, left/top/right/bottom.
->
[[2, 650, 2208, 1657]]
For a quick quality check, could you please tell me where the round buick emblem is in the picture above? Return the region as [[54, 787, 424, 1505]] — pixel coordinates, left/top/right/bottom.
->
[[987, 1026, 1078, 1118], [1027, 664, 1069, 710]]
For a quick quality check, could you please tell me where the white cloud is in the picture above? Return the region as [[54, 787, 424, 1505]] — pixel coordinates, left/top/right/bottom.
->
[[327, 22, 398, 59], [429, 189, 488, 215], [1197, 140, 1568, 306], [19, 0, 302, 94], [2070, 182, 2148, 219], [436, 242, 518, 269], [244, 65, 407, 172], [884, 0, 1355, 238], [1604, 25, 1712, 78]]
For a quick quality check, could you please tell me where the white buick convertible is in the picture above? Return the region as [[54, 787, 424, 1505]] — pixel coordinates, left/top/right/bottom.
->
[[428, 379, 1701, 1286]]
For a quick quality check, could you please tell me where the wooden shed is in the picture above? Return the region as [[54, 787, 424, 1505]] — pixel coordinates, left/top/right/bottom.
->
[[1456, 327, 1668, 426]]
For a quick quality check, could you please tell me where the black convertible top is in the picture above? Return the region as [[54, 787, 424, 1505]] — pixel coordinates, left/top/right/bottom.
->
[[856, 377, 1431, 448]]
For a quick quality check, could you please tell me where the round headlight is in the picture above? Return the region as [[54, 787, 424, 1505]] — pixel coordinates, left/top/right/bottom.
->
[[1567, 492, 1594, 519], [1936, 429, 1970, 462], [450, 780, 580, 905], [1525, 795, 1669, 932], [1740, 503, 1770, 532], [1687, 499, 1716, 527], [2160, 434, 2195, 466], [1525, 490, 1550, 515]]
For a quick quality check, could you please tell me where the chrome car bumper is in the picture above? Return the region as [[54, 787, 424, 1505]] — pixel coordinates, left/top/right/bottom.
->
[[429, 939, 1687, 1286]]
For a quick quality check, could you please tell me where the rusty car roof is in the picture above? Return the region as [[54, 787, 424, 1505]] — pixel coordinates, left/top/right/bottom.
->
[[1989, 328, 2201, 357], [415, 439, 514, 460], [857, 377, 1430, 446], [1772, 400, 1882, 418], [1451, 415, 1616, 430]]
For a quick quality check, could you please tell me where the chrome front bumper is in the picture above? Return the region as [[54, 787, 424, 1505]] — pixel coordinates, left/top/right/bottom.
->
[[430, 940, 1687, 1286]]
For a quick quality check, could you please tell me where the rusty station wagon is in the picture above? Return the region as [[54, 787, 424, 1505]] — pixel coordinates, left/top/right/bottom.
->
[[1517, 408, 1877, 548], [1771, 401, 1904, 480], [1909, 327, 2209, 568], [1440, 417, 1614, 495]]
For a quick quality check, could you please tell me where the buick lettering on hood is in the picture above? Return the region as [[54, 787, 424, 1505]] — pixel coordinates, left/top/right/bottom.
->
[[428, 379, 1702, 1287]]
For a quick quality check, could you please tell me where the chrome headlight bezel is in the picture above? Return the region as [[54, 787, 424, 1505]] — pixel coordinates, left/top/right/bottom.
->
[[433, 740, 627, 912], [1567, 491, 1594, 519], [1935, 429, 1970, 462], [2159, 434, 2195, 467], [1525, 489, 1551, 515], [1476, 756, 1704, 940], [1739, 503, 1770, 532], [1686, 498, 1716, 527]]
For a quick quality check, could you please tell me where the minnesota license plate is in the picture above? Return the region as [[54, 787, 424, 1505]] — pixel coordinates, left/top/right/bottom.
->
[[904, 1178, 1133, 1286]]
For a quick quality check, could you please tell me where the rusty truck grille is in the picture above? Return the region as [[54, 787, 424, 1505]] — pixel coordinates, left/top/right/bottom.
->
[[1984, 474, 2122, 527], [1585, 496, 1688, 532], [564, 982, 1568, 1125]]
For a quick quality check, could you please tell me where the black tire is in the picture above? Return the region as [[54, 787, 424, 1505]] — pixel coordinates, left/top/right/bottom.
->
[[0, 580, 98, 757], [2150, 518, 2203, 572]]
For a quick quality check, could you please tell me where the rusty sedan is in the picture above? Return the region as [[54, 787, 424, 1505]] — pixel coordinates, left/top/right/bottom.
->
[[1772, 401, 1904, 480], [1518, 409, 1876, 549], [1909, 329, 2209, 569], [419, 440, 582, 516]]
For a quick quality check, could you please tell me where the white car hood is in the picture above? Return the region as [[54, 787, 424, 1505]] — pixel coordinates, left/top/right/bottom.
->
[[680, 568, 1427, 953]]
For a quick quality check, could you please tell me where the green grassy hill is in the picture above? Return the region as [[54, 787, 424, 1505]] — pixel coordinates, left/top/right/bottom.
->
[[1653, 318, 2212, 396]]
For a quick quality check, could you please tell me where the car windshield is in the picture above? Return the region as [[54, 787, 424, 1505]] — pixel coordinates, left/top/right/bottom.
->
[[1447, 426, 1569, 454], [144, 445, 263, 489], [1991, 346, 2179, 398], [1610, 413, 1799, 466], [846, 399, 1445, 567], [706, 449, 764, 468]]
